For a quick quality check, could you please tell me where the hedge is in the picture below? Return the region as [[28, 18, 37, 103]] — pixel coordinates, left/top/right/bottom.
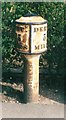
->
[[2, 2, 64, 73]]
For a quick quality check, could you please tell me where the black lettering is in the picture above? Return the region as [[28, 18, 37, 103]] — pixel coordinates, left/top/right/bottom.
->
[[34, 28, 40, 32], [35, 45, 39, 50], [40, 27, 43, 32], [34, 28, 37, 32], [35, 44, 46, 50], [41, 44, 43, 49], [43, 34, 46, 41], [37, 28, 39, 32], [44, 26, 47, 31], [43, 44, 45, 48]]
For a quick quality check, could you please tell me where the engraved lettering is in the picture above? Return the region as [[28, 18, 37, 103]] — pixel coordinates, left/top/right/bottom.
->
[[34, 26, 47, 32], [35, 44, 45, 50], [40, 27, 43, 32], [35, 45, 39, 50], [34, 28, 37, 32], [44, 26, 47, 31]]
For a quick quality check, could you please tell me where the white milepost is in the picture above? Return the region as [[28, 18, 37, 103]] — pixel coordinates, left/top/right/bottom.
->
[[15, 13, 47, 103]]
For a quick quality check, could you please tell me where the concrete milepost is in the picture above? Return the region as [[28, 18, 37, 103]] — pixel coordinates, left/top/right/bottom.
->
[[15, 13, 47, 103]]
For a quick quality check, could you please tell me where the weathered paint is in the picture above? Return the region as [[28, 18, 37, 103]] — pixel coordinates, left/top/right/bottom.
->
[[16, 25, 30, 52], [15, 15, 47, 103], [24, 55, 40, 102], [31, 23, 47, 53], [16, 16, 47, 54]]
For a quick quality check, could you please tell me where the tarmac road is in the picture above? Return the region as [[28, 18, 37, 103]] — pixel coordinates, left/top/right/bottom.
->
[[1, 103, 64, 119]]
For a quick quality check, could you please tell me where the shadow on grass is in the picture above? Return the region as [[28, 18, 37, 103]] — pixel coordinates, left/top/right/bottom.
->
[[39, 74, 64, 104], [1, 71, 65, 104], [2, 84, 26, 103]]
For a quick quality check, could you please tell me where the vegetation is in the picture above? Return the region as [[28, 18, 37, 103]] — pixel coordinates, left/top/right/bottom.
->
[[2, 2, 64, 87]]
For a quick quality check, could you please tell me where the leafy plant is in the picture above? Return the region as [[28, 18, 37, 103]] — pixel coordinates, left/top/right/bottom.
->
[[2, 2, 64, 72]]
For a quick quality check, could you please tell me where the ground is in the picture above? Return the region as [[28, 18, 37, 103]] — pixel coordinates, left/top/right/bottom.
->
[[0, 67, 64, 105], [0, 80, 64, 104]]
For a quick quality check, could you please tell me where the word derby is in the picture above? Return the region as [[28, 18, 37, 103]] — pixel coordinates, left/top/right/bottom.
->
[[34, 26, 47, 32]]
